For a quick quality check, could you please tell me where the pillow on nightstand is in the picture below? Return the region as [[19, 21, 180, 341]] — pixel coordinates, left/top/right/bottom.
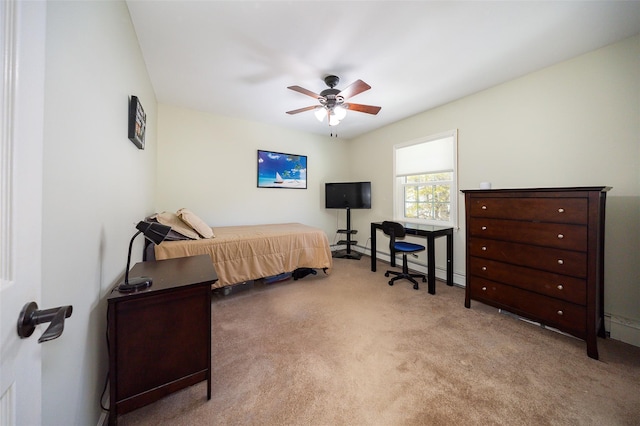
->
[[177, 208, 215, 239], [154, 211, 201, 240]]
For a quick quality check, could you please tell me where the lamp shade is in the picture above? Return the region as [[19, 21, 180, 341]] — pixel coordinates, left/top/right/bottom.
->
[[333, 106, 347, 120], [315, 107, 327, 122], [136, 220, 171, 245]]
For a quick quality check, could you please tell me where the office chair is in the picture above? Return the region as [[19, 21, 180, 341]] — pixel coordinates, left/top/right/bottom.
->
[[382, 221, 427, 290]]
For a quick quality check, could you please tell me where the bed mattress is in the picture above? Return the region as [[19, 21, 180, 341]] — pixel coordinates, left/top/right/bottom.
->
[[153, 222, 333, 288]]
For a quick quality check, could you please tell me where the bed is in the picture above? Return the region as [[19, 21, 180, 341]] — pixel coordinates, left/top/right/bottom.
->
[[149, 220, 333, 289]]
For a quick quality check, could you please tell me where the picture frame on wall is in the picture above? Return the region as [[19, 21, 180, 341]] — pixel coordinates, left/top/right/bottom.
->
[[257, 150, 307, 189], [128, 95, 146, 149]]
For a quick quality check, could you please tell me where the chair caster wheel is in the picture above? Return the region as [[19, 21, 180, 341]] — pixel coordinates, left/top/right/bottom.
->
[[384, 272, 389, 277], [422, 277, 427, 282], [388, 281, 394, 286], [413, 284, 419, 290]]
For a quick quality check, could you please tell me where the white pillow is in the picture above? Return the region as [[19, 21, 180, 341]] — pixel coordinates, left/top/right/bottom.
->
[[154, 211, 200, 240], [177, 208, 215, 239]]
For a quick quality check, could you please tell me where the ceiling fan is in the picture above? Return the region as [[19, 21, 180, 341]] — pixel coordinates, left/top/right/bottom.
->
[[286, 75, 381, 127]]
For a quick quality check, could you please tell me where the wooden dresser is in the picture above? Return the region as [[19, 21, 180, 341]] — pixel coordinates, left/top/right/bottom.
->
[[462, 187, 610, 359]]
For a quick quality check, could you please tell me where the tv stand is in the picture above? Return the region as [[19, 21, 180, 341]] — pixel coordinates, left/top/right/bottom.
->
[[333, 208, 361, 260]]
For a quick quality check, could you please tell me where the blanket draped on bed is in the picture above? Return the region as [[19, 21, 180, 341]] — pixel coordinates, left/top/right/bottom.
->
[[153, 223, 333, 288]]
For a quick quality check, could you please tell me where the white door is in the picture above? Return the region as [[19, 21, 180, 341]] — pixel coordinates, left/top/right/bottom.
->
[[0, 1, 47, 424]]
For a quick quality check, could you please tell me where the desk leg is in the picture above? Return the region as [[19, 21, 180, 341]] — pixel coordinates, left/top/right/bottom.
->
[[427, 236, 436, 294], [446, 231, 453, 286], [370, 223, 377, 272]]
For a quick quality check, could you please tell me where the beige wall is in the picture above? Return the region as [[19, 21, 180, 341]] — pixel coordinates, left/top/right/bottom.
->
[[156, 35, 639, 346], [348, 34, 640, 345], [42, 1, 157, 424], [156, 103, 350, 239]]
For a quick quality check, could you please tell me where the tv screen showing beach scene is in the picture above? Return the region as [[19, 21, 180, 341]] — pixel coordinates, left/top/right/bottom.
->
[[257, 150, 307, 189]]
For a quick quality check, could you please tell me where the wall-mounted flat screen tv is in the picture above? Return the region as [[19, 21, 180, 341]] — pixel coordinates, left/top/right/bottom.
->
[[257, 150, 307, 189], [325, 181, 371, 209]]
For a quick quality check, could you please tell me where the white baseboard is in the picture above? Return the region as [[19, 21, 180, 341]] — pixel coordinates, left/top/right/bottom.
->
[[605, 314, 640, 347], [97, 392, 109, 425]]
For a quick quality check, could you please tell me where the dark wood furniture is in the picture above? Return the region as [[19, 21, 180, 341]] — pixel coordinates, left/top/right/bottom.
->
[[462, 187, 610, 359], [371, 222, 454, 294], [107, 255, 218, 425]]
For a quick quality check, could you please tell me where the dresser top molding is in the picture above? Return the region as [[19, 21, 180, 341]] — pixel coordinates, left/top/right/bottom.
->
[[461, 186, 611, 194]]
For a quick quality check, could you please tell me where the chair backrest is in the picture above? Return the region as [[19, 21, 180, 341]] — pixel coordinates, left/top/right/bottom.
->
[[382, 221, 406, 250]]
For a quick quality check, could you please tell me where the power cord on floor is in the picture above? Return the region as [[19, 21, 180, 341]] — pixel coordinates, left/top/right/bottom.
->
[[100, 309, 110, 413]]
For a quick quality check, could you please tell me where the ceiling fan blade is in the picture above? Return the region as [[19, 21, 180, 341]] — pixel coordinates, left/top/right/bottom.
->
[[338, 80, 371, 99], [345, 103, 381, 115], [287, 85, 321, 99], [286, 105, 319, 115]]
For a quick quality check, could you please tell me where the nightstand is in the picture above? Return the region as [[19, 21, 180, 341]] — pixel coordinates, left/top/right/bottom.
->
[[107, 254, 217, 425]]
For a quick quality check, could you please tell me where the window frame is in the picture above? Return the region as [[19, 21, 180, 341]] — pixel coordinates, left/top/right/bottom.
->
[[393, 130, 458, 228]]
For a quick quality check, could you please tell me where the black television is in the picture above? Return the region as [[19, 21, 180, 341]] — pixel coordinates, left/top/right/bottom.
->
[[325, 182, 371, 209]]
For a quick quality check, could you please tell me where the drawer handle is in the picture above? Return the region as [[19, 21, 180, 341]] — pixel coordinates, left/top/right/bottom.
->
[[557, 259, 564, 265], [558, 208, 565, 213], [481, 226, 487, 230], [481, 205, 487, 210], [557, 234, 564, 239], [557, 310, 564, 316], [482, 266, 487, 271], [482, 246, 487, 251], [557, 284, 564, 290], [482, 286, 487, 291]]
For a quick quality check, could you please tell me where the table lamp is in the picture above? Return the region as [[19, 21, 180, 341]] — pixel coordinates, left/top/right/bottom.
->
[[117, 221, 171, 292]]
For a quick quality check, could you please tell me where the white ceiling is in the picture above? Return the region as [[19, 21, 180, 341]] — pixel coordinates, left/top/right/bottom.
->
[[126, 1, 640, 140]]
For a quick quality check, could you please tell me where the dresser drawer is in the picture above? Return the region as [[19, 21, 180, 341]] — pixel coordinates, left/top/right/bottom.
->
[[468, 197, 588, 224], [470, 278, 585, 336], [469, 257, 586, 305], [469, 237, 587, 277], [468, 218, 587, 250]]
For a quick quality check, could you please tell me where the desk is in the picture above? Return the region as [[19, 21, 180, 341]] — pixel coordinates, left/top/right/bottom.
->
[[107, 255, 217, 425], [371, 222, 454, 294]]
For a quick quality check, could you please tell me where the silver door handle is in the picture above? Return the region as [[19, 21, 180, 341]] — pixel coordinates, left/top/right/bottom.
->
[[17, 302, 73, 343]]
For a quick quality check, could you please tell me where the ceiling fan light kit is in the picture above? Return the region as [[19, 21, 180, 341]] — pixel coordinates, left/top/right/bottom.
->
[[315, 105, 347, 126], [286, 75, 381, 129]]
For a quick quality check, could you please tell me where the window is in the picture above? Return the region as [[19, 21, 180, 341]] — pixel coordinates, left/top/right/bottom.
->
[[393, 130, 458, 227]]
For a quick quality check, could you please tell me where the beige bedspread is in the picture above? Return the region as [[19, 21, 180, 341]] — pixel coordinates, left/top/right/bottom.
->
[[153, 223, 333, 288]]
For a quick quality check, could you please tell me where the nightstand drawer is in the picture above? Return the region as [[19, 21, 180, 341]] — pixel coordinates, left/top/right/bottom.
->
[[469, 197, 588, 224], [468, 218, 587, 250], [469, 257, 586, 305], [469, 237, 587, 277], [470, 278, 585, 335]]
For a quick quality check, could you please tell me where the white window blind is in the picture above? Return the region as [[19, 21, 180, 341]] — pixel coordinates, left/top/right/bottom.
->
[[393, 130, 458, 227], [395, 136, 454, 176]]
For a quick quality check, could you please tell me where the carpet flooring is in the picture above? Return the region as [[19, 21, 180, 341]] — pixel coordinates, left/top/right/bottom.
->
[[118, 256, 640, 425]]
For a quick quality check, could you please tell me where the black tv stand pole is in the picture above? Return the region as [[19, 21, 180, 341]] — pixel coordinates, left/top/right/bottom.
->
[[333, 207, 362, 260]]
